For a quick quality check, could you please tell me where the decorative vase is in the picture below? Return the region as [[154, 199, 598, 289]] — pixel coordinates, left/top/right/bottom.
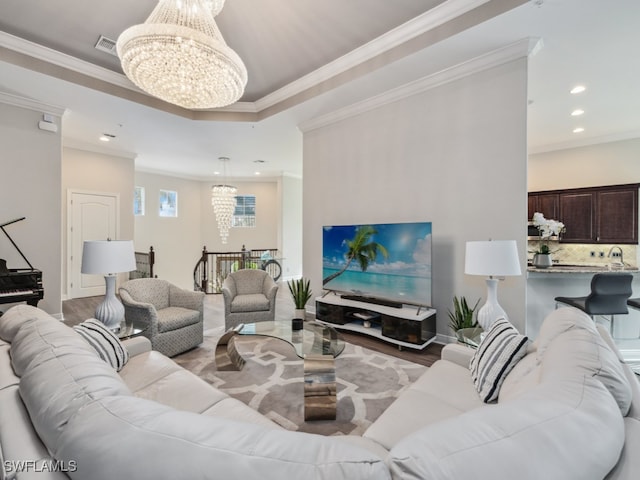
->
[[292, 318, 303, 330], [533, 253, 553, 269]]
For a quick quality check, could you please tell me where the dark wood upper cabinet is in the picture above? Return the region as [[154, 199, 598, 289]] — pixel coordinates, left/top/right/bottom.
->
[[559, 192, 595, 243], [528, 193, 559, 220], [529, 184, 639, 244], [596, 187, 638, 244]]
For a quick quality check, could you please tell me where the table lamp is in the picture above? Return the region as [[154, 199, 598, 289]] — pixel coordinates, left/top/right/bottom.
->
[[464, 240, 521, 331], [81, 239, 136, 330]]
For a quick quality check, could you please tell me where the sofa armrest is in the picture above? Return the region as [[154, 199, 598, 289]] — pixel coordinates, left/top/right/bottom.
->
[[169, 285, 205, 311], [222, 286, 234, 315], [121, 336, 152, 357], [265, 284, 278, 305], [441, 343, 474, 368]]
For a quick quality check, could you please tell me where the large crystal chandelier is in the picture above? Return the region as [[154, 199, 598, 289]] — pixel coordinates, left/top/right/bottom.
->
[[116, 0, 247, 109], [211, 157, 237, 244]]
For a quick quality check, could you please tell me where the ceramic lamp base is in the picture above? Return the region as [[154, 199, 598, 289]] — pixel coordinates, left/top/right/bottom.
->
[[477, 278, 508, 331], [94, 275, 125, 330]]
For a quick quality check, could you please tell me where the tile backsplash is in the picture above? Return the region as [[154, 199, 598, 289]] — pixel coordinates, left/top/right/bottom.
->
[[527, 241, 638, 267]]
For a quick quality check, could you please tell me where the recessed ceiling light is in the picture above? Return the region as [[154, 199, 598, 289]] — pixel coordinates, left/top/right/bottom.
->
[[214, 171, 221, 175], [570, 85, 586, 94], [571, 109, 585, 116], [573, 127, 585, 133], [255, 172, 261, 175], [99, 136, 110, 142]]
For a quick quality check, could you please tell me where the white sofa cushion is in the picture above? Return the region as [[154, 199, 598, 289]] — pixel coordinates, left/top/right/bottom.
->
[[73, 319, 129, 371], [55, 395, 390, 480], [388, 375, 625, 480], [364, 360, 483, 450], [10, 317, 96, 377], [0, 343, 19, 390], [537, 308, 631, 416], [0, 304, 53, 343], [470, 318, 529, 402]]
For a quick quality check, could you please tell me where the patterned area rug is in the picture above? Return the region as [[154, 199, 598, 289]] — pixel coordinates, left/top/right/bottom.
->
[[174, 327, 427, 436]]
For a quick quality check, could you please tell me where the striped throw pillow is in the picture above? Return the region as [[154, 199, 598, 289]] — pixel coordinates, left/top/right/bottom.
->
[[74, 319, 129, 371], [470, 318, 529, 403]]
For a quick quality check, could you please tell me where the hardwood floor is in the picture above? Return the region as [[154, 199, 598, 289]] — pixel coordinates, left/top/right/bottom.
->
[[63, 288, 443, 367]]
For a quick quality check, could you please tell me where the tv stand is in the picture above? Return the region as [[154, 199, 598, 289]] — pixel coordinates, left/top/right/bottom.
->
[[339, 294, 403, 309], [315, 293, 436, 350]]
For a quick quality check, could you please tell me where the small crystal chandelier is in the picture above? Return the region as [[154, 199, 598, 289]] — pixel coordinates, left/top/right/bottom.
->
[[211, 157, 237, 244], [116, 0, 247, 109]]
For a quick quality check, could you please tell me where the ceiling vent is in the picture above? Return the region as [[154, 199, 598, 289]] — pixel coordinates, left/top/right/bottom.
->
[[94, 35, 118, 56]]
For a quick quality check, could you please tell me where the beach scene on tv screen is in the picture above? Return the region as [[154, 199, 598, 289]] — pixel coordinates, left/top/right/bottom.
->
[[322, 222, 432, 306]]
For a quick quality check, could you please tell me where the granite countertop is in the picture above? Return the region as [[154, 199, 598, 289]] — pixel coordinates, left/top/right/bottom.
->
[[527, 263, 640, 274]]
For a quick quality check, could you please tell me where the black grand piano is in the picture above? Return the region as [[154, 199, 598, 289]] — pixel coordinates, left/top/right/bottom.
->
[[0, 217, 44, 307]]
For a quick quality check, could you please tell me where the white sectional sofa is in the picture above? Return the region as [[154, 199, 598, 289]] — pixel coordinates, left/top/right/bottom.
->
[[1, 304, 638, 479]]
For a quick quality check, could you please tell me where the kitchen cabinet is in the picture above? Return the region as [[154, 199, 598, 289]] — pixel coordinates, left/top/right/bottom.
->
[[596, 187, 638, 244], [558, 191, 595, 243], [529, 184, 639, 245], [528, 193, 559, 220]]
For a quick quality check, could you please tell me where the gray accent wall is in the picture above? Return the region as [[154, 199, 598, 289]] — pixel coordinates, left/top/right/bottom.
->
[[302, 58, 529, 337]]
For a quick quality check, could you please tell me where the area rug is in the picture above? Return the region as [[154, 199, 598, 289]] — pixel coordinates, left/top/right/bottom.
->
[[174, 327, 427, 436]]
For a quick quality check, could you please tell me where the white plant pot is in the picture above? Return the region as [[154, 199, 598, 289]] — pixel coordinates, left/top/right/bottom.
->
[[294, 308, 306, 320]]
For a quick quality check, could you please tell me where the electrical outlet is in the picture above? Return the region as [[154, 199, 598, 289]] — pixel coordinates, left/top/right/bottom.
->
[[599, 251, 605, 258], [590, 251, 595, 257]]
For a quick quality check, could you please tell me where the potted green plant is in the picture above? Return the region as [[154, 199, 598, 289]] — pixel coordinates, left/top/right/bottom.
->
[[288, 278, 312, 328], [448, 296, 481, 345]]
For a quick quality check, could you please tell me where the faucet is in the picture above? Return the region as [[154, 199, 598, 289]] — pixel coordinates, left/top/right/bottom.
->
[[607, 246, 624, 267]]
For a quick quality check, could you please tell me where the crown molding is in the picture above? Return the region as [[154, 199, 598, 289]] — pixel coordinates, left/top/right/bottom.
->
[[0, 1, 493, 118], [0, 90, 65, 116], [299, 37, 540, 133], [254, 0, 491, 111], [0, 31, 137, 93]]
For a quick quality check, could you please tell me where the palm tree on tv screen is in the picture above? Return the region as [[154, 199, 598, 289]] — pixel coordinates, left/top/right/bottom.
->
[[322, 225, 389, 285]]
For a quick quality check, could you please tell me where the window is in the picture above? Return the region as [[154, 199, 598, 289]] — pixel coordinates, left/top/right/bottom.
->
[[159, 190, 178, 217], [134, 186, 145, 216], [233, 195, 256, 227]]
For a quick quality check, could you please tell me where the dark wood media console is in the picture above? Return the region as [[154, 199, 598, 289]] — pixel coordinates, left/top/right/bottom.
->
[[315, 293, 437, 350]]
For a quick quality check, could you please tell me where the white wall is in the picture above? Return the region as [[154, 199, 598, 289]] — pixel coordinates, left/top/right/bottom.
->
[[62, 147, 135, 297], [133, 171, 203, 289], [0, 99, 63, 316], [529, 138, 640, 191], [302, 58, 529, 337], [200, 180, 280, 254], [133, 174, 282, 290]]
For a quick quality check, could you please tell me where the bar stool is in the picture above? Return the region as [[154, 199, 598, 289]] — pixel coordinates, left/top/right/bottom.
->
[[555, 273, 633, 335], [628, 298, 640, 311]]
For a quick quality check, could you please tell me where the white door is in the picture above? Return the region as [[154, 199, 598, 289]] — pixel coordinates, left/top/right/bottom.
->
[[68, 191, 118, 298]]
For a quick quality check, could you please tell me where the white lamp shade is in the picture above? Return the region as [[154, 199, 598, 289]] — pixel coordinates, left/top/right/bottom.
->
[[465, 240, 521, 277], [81, 240, 136, 275]]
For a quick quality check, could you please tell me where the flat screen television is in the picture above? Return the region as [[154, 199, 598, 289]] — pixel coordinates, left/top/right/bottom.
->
[[322, 221, 432, 307]]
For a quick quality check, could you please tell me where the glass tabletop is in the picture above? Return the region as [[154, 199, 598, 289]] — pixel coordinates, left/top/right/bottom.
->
[[237, 320, 345, 358], [456, 327, 484, 349], [115, 322, 147, 339]]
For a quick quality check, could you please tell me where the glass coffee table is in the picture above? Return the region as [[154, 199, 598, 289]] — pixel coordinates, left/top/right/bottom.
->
[[215, 320, 344, 421]]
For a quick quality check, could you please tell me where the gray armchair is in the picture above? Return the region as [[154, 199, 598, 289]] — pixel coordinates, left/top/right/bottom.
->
[[222, 269, 278, 330], [119, 278, 205, 357]]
